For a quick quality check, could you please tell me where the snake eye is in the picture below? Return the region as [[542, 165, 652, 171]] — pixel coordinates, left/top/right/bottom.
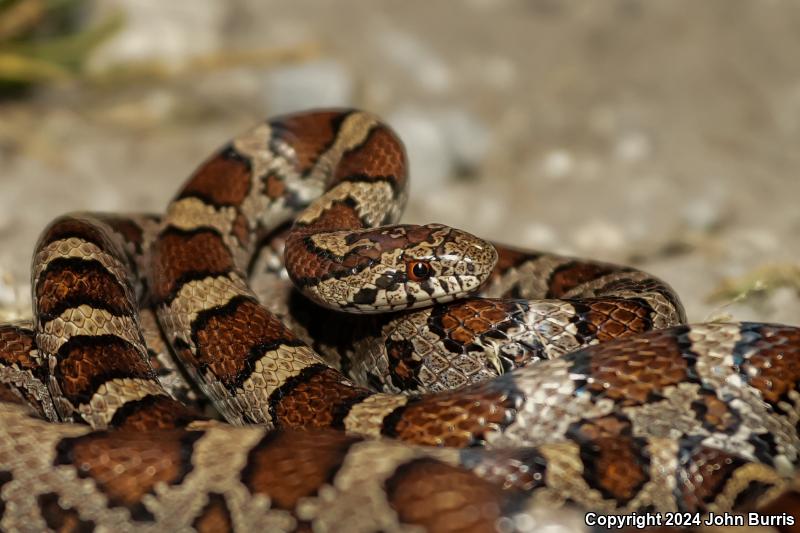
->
[[407, 261, 432, 281]]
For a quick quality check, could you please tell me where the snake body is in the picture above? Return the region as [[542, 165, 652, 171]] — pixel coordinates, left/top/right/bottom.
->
[[1, 109, 798, 532]]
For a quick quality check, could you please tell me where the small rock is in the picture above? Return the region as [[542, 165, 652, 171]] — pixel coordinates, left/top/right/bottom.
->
[[389, 107, 491, 188], [614, 130, 652, 162], [682, 197, 723, 231], [388, 108, 451, 190], [264, 60, 353, 115], [376, 29, 451, 94], [437, 110, 491, 176], [572, 220, 626, 253], [482, 56, 517, 91], [542, 149, 574, 180], [89, 0, 226, 72], [523, 223, 558, 249]]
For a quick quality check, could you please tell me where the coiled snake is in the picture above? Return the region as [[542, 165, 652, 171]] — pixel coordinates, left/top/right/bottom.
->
[[0, 109, 798, 532]]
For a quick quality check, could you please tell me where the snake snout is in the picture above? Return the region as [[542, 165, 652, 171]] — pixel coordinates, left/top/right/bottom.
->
[[438, 227, 498, 286]]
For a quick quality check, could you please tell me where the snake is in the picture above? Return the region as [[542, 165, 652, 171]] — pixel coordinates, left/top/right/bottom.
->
[[0, 109, 798, 532]]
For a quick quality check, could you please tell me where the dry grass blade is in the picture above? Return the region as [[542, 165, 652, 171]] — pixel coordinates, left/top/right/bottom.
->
[[707, 263, 800, 303], [0, 0, 45, 41]]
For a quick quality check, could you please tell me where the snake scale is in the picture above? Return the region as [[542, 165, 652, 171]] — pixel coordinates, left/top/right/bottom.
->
[[1, 109, 799, 532]]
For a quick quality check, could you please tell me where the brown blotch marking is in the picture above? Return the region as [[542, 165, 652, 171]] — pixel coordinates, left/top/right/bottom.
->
[[570, 416, 648, 504], [678, 446, 746, 512], [294, 201, 366, 236], [0, 325, 37, 369], [284, 207, 368, 284], [55, 336, 154, 405], [150, 229, 234, 302], [181, 149, 252, 206], [579, 299, 653, 341], [582, 329, 690, 405], [192, 493, 232, 533], [37, 492, 96, 533], [385, 458, 508, 532], [691, 390, 739, 432], [435, 299, 514, 346], [38, 216, 116, 251], [231, 212, 250, 248], [272, 111, 342, 174], [36, 259, 133, 320], [263, 172, 287, 200], [271, 366, 369, 429], [242, 430, 359, 510], [741, 325, 800, 404], [111, 394, 200, 431], [190, 297, 298, 387], [54, 430, 200, 521], [547, 262, 619, 298], [388, 383, 518, 447], [332, 126, 407, 190], [386, 338, 423, 390]]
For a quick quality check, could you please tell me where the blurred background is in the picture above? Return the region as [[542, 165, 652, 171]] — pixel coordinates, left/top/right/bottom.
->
[[1, 0, 799, 325]]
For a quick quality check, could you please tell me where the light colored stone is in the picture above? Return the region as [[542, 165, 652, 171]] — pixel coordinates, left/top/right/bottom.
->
[[264, 60, 354, 114]]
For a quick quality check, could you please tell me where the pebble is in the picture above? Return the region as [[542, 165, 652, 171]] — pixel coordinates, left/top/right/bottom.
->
[[437, 109, 491, 176], [542, 149, 574, 180], [376, 29, 452, 94], [682, 197, 723, 231], [389, 108, 450, 190], [388, 108, 491, 189], [523, 223, 558, 249], [263, 60, 354, 114], [572, 220, 626, 253], [88, 0, 226, 72], [613, 130, 652, 162]]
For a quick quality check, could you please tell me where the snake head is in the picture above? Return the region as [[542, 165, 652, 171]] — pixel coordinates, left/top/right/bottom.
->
[[289, 223, 498, 313]]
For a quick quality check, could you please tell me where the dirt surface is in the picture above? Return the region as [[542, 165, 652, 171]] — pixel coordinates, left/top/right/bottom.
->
[[1, 0, 799, 326]]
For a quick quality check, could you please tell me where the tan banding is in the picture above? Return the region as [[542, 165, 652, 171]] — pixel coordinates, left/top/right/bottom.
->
[[223, 344, 327, 426], [344, 393, 408, 437], [145, 425, 296, 531], [297, 181, 395, 226], [78, 378, 168, 429], [296, 438, 455, 531], [523, 301, 584, 359], [535, 441, 614, 511], [560, 270, 681, 329], [486, 357, 615, 448], [536, 437, 679, 512], [331, 111, 380, 151], [628, 437, 680, 512], [164, 198, 247, 270], [692, 324, 800, 467], [159, 273, 251, 349], [37, 306, 144, 358], [33, 238, 133, 296], [708, 462, 789, 512], [232, 122, 274, 179]]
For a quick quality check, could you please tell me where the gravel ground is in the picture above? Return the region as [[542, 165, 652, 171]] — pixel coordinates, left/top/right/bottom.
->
[[1, 0, 799, 328]]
